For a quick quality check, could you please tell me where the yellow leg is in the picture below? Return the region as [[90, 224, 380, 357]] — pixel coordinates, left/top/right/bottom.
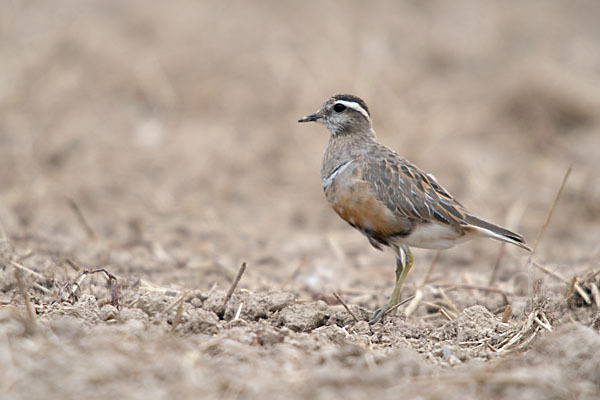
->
[[369, 246, 414, 325]]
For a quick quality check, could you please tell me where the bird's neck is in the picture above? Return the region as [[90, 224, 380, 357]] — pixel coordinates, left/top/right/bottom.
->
[[321, 129, 377, 179]]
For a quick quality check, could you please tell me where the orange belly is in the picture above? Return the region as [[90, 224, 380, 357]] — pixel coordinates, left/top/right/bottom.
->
[[326, 180, 411, 237]]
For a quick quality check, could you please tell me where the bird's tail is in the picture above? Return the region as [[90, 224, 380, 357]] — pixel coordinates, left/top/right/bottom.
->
[[465, 214, 531, 251]]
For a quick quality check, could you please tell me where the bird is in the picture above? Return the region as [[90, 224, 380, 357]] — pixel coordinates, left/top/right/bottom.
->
[[298, 94, 530, 325]]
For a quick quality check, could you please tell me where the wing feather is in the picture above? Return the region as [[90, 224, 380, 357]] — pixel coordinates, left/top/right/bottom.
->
[[361, 146, 467, 227]]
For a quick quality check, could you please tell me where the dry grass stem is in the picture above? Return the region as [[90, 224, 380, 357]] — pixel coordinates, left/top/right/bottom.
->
[[60, 268, 120, 308], [534, 315, 552, 332], [461, 272, 476, 296], [533, 261, 567, 282], [332, 292, 360, 323], [32, 282, 50, 294], [14, 270, 36, 333], [206, 282, 218, 297], [383, 295, 416, 317], [170, 290, 188, 333], [422, 251, 441, 285], [66, 197, 97, 239], [65, 258, 82, 272], [422, 301, 458, 319], [529, 166, 571, 258], [488, 243, 506, 286], [438, 287, 460, 313], [16, 249, 34, 262], [403, 251, 443, 318], [280, 255, 308, 290], [439, 284, 510, 305], [497, 303, 551, 353], [234, 303, 244, 320], [524, 167, 571, 304], [405, 289, 423, 317], [0, 218, 8, 243], [439, 308, 453, 321], [221, 262, 247, 316], [363, 352, 377, 371], [573, 278, 592, 305], [489, 200, 527, 285], [327, 235, 346, 261], [138, 279, 179, 295], [584, 244, 600, 271], [163, 292, 187, 315], [590, 283, 600, 308], [9, 260, 44, 280], [502, 304, 512, 323], [587, 269, 600, 282], [532, 261, 590, 304], [566, 276, 577, 299]]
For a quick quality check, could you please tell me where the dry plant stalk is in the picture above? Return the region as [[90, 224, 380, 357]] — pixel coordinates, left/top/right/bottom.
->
[[220, 262, 247, 318], [404, 251, 441, 318], [332, 292, 359, 323], [65, 258, 82, 272], [422, 251, 441, 285], [590, 283, 600, 308], [566, 268, 600, 308], [59, 268, 120, 308], [14, 270, 37, 334], [234, 303, 244, 320], [405, 289, 423, 317], [438, 284, 510, 305], [525, 167, 571, 301], [66, 197, 97, 239], [533, 261, 590, 305], [421, 301, 457, 319], [383, 295, 415, 317], [439, 308, 453, 321], [32, 282, 50, 294], [488, 243, 506, 286], [502, 304, 512, 323], [489, 200, 527, 286], [171, 290, 188, 333], [529, 166, 571, 256], [438, 287, 460, 313], [497, 302, 551, 353], [10, 259, 51, 294], [572, 277, 592, 305], [10, 260, 44, 280], [280, 255, 309, 290]]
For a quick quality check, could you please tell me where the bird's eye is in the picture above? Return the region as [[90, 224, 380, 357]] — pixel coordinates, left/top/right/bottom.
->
[[333, 103, 346, 113]]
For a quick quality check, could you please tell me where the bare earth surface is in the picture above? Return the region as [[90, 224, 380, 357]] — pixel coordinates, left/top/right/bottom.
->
[[1, 1, 600, 399]]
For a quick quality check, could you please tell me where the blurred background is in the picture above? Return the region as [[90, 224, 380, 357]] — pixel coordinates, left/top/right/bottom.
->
[[1, 0, 599, 298]]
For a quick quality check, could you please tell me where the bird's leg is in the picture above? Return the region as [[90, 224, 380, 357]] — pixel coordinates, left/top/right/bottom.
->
[[369, 246, 414, 325]]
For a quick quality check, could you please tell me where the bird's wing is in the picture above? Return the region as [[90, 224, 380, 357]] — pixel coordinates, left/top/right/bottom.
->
[[361, 147, 468, 227]]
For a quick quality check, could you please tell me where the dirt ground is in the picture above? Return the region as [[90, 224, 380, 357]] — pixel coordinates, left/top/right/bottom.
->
[[1, 1, 600, 399]]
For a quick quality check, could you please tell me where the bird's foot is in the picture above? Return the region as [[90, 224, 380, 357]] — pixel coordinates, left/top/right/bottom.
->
[[369, 304, 392, 325]]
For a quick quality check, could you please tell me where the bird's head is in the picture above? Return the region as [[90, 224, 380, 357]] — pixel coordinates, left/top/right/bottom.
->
[[298, 94, 373, 137]]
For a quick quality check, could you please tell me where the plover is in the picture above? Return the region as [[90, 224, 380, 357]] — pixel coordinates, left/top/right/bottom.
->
[[298, 94, 530, 324]]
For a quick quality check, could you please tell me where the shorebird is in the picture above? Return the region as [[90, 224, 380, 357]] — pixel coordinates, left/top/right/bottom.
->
[[298, 94, 530, 324]]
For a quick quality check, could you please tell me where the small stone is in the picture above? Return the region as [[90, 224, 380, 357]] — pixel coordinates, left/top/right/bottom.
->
[[441, 346, 452, 360], [278, 303, 329, 332], [254, 326, 285, 346], [186, 289, 206, 302], [100, 305, 119, 321], [180, 308, 220, 335], [268, 291, 296, 311], [190, 298, 203, 308], [351, 321, 371, 335]]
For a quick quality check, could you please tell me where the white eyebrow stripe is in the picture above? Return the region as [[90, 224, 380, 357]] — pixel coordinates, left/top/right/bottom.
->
[[335, 100, 370, 120]]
